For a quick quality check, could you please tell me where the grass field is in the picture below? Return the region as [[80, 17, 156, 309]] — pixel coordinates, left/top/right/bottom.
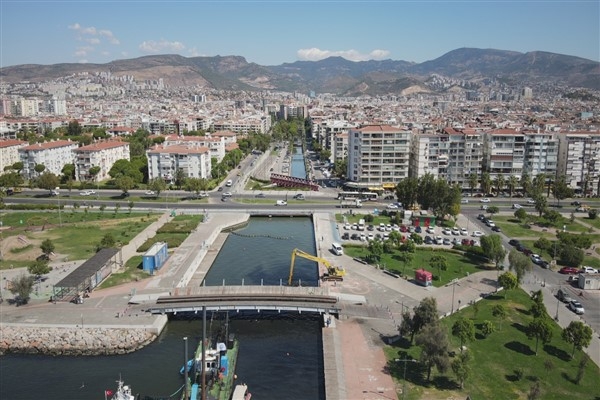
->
[[97, 255, 149, 289], [384, 289, 599, 399]]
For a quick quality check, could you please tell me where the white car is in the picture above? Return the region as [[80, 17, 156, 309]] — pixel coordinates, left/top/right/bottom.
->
[[527, 198, 536, 204], [486, 220, 495, 227], [275, 200, 287, 206], [569, 300, 585, 315], [387, 203, 399, 210], [460, 198, 469, 204], [472, 231, 484, 237], [512, 203, 522, 209], [145, 190, 156, 195], [479, 198, 491, 203], [582, 266, 598, 274], [452, 228, 461, 236], [426, 227, 435, 234], [442, 228, 452, 235], [79, 191, 90, 196], [460, 228, 468, 236]]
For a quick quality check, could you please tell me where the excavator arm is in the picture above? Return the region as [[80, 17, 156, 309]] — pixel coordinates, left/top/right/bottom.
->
[[288, 248, 345, 285]]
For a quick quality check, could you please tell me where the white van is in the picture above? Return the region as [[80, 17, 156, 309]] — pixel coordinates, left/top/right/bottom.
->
[[331, 243, 343, 256], [225, 179, 233, 187]]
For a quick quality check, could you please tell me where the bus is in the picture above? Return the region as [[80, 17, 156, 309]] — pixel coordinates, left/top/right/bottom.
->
[[336, 191, 379, 201]]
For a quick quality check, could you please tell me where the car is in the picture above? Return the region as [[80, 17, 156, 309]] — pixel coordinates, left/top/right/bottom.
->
[[379, 223, 386, 232], [451, 228, 460, 236], [576, 206, 590, 212], [452, 238, 460, 245], [442, 228, 452, 235], [530, 254, 541, 263], [480, 198, 491, 203], [275, 200, 287, 206], [367, 224, 375, 231], [486, 220, 495, 227], [350, 233, 359, 240], [581, 266, 599, 274], [480, 205, 488, 210], [491, 226, 501, 232], [293, 193, 305, 200], [556, 288, 573, 303], [342, 232, 350, 240], [145, 190, 155, 196], [477, 214, 486, 220], [472, 231, 483, 237], [571, 201, 581, 206], [79, 191, 90, 196], [435, 236, 444, 245], [424, 236, 433, 244], [509, 239, 520, 246], [527, 198, 536, 204], [223, 192, 232, 197], [539, 260, 550, 269], [460, 198, 469, 204], [460, 228, 468, 236], [414, 226, 422, 233], [559, 266, 579, 274], [387, 203, 399, 210], [443, 238, 451, 245], [121, 192, 130, 198], [426, 227, 435, 234], [569, 300, 585, 314], [512, 203, 522, 209], [217, 186, 223, 192], [255, 193, 265, 198]]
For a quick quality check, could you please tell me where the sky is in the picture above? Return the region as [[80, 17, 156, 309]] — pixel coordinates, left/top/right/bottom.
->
[[1, 1, 598, 68]]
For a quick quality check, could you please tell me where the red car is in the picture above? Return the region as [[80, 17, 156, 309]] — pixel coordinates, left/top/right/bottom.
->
[[559, 267, 579, 274]]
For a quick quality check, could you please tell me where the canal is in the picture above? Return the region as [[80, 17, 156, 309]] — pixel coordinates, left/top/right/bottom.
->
[[291, 146, 307, 180], [0, 217, 326, 400]]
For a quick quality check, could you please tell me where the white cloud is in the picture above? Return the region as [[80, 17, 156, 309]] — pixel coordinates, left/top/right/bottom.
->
[[139, 39, 185, 53], [297, 47, 390, 62], [74, 46, 93, 57], [85, 38, 100, 45], [68, 23, 120, 45]]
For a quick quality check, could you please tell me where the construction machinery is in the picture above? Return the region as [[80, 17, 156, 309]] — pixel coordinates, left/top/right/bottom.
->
[[288, 248, 346, 285]]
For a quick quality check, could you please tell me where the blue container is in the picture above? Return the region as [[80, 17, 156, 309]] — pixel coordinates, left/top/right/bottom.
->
[[220, 355, 229, 376], [142, 242, 168, 273]]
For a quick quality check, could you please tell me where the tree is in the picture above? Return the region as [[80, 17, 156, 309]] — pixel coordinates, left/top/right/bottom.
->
[[514, 207, 528, 222], [37, 172, 60, 191], [397, 251, 414, 277], [480, 234, 506, 268], [27, 260, 52, 277], [451, 351, 471, 389], [40, 238, 55, 258], [493, 174, 505, 195], [416, 322, 450, 381], [468, 172, 478, 196], [481, 320, 495, 337], [148, 177, 167, 197], [367, 239, 383, 263], [560, 245, 584, 267], [527, 318, 553, 355], [66, 119, 82, 136], [521, 172, 532, 196], [562, 321, 593, 359], [508, 249, 532, 283], [497, 272, 518, 297], [98, 233, 116, 250], [8, 273, 34, 305], [61, 163, 75, 183], [128, 200, 134, 214], [89, 165, 101, 184], [34, 163, 46, 176], [529, 290, 547, 319], [552, 175, 574, 205], [452, 317, 475, 353], [430, 254, 448, 281], [417, 174, 436, 211], [411, 297, 439, 342], [507, 175, 519, 198], [115, 175, 134, 195], [532, 192, 547, 217], [492, 304, 507, 323], [395, 176, 419, 211], [480, 172, 492, 195], [487, 205, 499, 215]]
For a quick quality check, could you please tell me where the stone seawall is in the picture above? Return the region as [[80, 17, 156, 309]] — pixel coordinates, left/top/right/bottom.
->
[[0, 326, 157, 356]]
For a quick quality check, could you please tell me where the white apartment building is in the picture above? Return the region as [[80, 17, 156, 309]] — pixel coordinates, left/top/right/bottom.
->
[[211, 116, 271, 134], [333, 132, 348, 162], [410, 133, 450, 180], [147, 145, 211, 182], [558, 132, 600, 194], [347, 125, 411, 189], [0, 139, 28, 171], [164, 134, 226, 162], [312, 119, 357, 158], [483, 129, 525, 180], [74, 141, 130, 182], [18, 139, 78, 179], [523, 130, 558, 178]]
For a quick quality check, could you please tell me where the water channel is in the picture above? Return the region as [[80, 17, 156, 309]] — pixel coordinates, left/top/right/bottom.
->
[[290, 146, 307, 180], [0, 217, 326, 400]]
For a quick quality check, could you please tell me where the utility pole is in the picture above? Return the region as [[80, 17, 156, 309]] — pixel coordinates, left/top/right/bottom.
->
[[395, 358, 417, 400]]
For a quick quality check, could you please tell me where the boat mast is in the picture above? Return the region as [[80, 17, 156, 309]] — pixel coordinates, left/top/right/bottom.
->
[[201, 306, 207, 400], [183, 337, 189, 400]]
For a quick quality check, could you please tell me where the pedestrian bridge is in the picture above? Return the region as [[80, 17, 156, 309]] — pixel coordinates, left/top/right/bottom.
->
[[147, 285, 340, 315]]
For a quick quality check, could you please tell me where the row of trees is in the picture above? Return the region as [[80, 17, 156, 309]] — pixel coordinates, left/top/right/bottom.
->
[[395, 174, 462, 218]]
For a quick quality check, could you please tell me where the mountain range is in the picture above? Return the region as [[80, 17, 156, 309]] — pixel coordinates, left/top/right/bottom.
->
[[1, 48, 598, 96]]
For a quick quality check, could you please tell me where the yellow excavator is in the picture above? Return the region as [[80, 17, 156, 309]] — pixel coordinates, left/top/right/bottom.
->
[[288, 248, 346, 285]]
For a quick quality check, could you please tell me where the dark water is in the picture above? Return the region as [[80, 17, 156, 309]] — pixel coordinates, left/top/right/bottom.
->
[[0, 217, 325, 400], [291, 147, 306, 179]]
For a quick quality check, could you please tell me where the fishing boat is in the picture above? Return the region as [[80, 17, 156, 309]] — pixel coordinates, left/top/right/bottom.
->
[[106, 377, 135, 400]]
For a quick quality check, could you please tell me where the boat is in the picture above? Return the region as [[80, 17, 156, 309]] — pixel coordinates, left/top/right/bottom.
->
[[231, 384, 252, 400], [106, 377, 135, 400]]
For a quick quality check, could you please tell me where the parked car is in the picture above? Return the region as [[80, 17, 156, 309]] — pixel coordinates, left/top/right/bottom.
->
[[145, 190, 155, 195], [460, 228, 468, 236], [255, 193, 265, 198], [387, 203, 399, 210], [350, 233, 359, 240], [472, 231, 483, 237], [509, 239, 520, 246], [580, 266, 599, 274], [569, 300, 585, 315], [451, 228, 460, 236], [426, 227, 435, 234], [414, 226, 422, 233], [342, 232, 350, 240], [442, 228, 452, 235], [477, 214, 486, 220], [443, 238, 451, 245], [480, 205, 488, 210], [559, 266, 579, 274], [556, 288, 573, 303], [491, 226, 501, 232]]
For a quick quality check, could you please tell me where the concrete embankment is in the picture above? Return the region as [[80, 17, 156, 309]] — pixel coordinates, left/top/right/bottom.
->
[[0, 325, 157, 356]]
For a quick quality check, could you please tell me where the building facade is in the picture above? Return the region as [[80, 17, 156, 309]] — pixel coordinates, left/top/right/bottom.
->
[[147, 145, 211, 182], [74, 141, 130, 182], [0, 139, 28, 172], [18, 139, 78, 179]]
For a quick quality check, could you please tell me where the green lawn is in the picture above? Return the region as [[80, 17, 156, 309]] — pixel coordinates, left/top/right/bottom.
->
[[493, 215, 589, 238], [97, 255, 150, 288], [576, 216, 600, 231], [384, 289, 599, 399], [344, 246, 492, 287]]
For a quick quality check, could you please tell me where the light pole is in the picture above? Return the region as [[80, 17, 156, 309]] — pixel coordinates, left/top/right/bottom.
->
[[555, 288, 561, 321], [395, 358, 417, 400], [450, 278, 459, 314], [56, 187, 62, 226]]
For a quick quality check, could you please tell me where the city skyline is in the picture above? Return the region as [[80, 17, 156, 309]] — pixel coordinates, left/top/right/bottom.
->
[[1, 1, 598, 68]]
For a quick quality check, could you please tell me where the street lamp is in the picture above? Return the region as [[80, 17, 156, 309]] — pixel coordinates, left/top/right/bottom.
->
[[56, 187, 62, 226], [450, 278, 459, 314], [395, 358, 417, 400]]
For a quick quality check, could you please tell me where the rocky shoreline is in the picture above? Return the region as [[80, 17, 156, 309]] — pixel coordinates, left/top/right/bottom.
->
[[0, 326, 157, 356]]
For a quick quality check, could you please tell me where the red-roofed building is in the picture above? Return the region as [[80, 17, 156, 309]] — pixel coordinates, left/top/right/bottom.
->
[[74, 141, 130, 181], [164, 134, 226, 162], [18, 139, 79, 179], [147, 144, 211, 181]]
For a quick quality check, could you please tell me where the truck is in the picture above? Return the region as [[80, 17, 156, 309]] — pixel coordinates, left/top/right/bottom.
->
[[339, 198, 362, 208]]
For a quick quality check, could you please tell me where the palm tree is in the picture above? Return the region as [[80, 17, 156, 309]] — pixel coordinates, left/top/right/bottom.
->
[[468, 173, 478, 196], [507, 175, 519, 198], [521, 172, 531, 196], [481, 172, 492, 195], [494, 175, 505, 196]]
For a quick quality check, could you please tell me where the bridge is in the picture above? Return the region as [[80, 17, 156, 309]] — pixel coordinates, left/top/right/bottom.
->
[[270, 173, 320, 191], [147, 285, 340, 315]]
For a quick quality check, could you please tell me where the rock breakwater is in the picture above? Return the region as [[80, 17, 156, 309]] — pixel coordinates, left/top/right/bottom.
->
[[0, 326, 157, 356]]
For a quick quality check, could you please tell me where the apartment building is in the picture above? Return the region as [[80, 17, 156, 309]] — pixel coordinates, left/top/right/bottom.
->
[[18, 139, 79, 179], [0, 139, 28, 171], [332, 132, 348, 163], [557, 131, 600, 194], [523, 130, 558, 178], [410, 133, 450, 180], [211, 116, 271, 134], [347, 125, 411, 189], [312, 119, 357, 161], [164, 134, 226, 162], [147, 145, 211, 182], [483, 129, 525, 180], [74, 141, 130, 182]]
